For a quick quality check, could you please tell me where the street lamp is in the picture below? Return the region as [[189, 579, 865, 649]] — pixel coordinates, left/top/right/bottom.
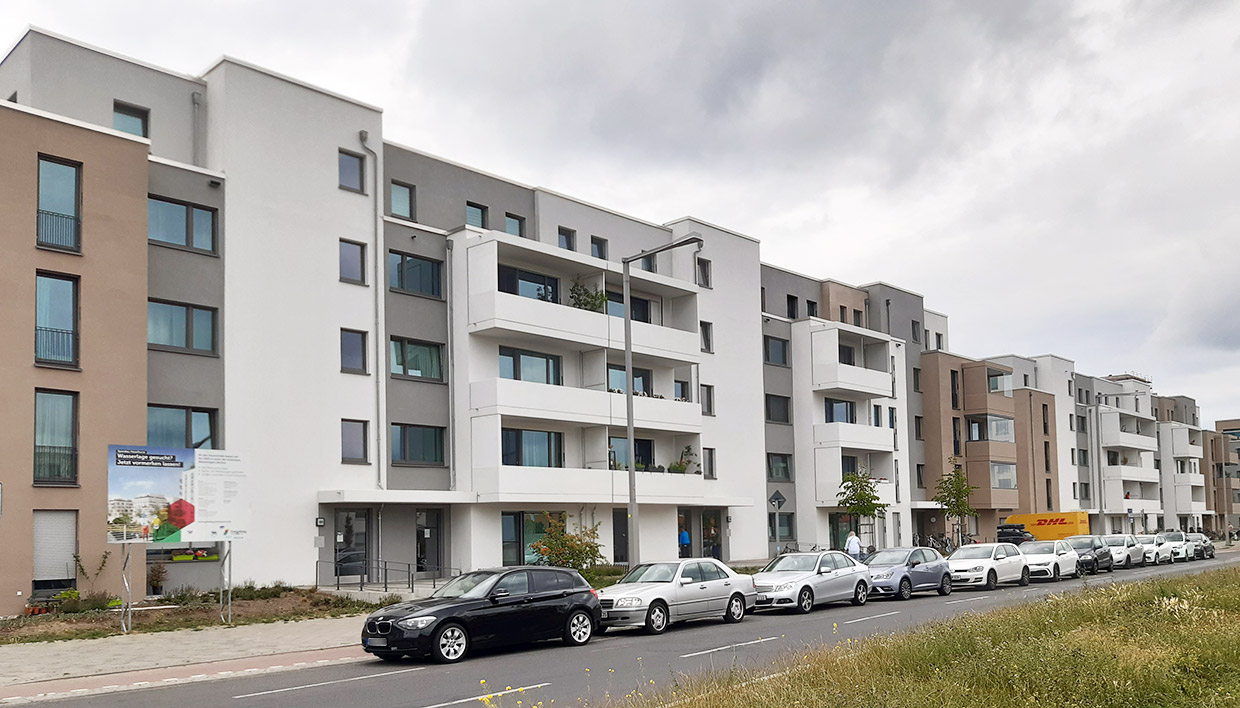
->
[[621, 233, 703, 567]]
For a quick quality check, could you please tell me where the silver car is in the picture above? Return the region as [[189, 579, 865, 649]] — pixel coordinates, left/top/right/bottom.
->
[[596, 558, 756, 634], [1102, 534, 1146, 568], [752, 551, 871, 613]]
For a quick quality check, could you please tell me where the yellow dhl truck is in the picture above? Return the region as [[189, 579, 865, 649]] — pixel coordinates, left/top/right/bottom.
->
[[1002, 511, 1091, 541]]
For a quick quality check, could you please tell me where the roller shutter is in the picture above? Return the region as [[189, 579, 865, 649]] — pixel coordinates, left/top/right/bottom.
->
[[33, 510, 78, 581]]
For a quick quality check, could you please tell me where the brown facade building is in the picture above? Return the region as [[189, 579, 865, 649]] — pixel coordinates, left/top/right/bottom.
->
[[1211, 419, 1240, 534], [0, 103, 150, 614]]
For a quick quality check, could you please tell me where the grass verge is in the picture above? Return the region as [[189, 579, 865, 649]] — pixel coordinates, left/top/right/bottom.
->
[[621, 565, 1240, 708]]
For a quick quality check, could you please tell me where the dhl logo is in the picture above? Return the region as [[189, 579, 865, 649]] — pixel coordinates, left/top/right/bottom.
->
[[1033, 518, 1070, 526]]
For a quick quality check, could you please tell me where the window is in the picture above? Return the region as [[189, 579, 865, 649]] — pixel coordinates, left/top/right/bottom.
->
[[340, 329, 367, 374], [912, 368, 921, 392], [389, 252, 442, 297], [911, 320, 921, 342], [990, 462, 1017, 489], [557, 227, 576, 251], [390, 181, 414, 220], [640, 254, 656, 273], [338, 150, 364, 192], [702, 448, 716, 479], [499, 266, 558, 303], [1043, 441, 1051, 471], [916, 464, 925, 488], [504, 429, 564, 467], [768, 453, 792, 481], [786, 295, 798, 319], [696, 258, 712, 288], [936, 332, 944, 350], [609, 436, 654, 469], [889, 407, 897, 429], [607, 292, 651, 322], [392, 424, 445, 464], [1079, 449, 1089, 467], [148, 197, 215, 252], [112, 101, 148, 137], [825, 398, 855, 424], [768, 513, 795, 541], [591, 236, 607, 259], [966, 415, 1015, 443], [390, 337, 442, 380], [838, 344, 855, 366], [34, 390, 77, 484], [853, 309, 863, 327], [950, 370, 960, 409], [806, 300, 818, 318], [841, 455, 858, 476], [505, 213, 525, 237], [760, 287, 767, 311], [872, 405, 882, 427], [700, 321, 714, 352], [1072, 482, 1078, 499], [147, 301, 215, 353], [988, 370, 1013, 397], [32, 510, 78, 592], [700, 384, 715, 415], [147, 405, 215, 449], [500, 347, 561, 385], [339, 240, 366, 284], [839, 305, 847, 322], [465, 202, 487, 228], [1046, 479, 1053, 510], [35, 273, 78, 366], [1107, 450, 1120, 466], [766, 394, 791, 424], [952, 417, 962, 455], [1078, 415, 1087, 431], [1079, 482, 1090, 500], [607, 364, 652, 393], [1068, 414, 1075, 432], [914, 416, 924, 440], [764, 336, 789, 366], [340, 420, 368, 463], [37, 156, 80, 250]]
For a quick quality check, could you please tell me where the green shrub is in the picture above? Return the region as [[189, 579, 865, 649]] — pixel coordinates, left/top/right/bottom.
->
[[375, 594, 406, 608], [527, 513, 605, 571]]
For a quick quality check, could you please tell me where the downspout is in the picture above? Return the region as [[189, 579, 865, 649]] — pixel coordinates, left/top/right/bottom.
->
[[445, 238, 456, 491], [359, 130, 383, 566], [191, 92, 203, 167]]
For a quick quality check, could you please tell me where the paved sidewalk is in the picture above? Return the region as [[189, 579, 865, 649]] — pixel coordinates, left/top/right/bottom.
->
[[0, 614, 363, 688]]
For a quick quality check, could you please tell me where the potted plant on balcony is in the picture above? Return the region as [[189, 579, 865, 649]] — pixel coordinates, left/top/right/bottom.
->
[[668, 446, 698, 474], [569, 277, 608, 312]]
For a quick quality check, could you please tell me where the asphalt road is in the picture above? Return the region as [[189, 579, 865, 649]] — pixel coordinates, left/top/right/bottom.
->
[[38, 553, 1240, 708]]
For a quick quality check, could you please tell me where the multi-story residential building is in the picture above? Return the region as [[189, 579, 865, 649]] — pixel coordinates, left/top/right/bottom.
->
[[1211, 419, 1240, 534], [1153, 395, 1207, 530]]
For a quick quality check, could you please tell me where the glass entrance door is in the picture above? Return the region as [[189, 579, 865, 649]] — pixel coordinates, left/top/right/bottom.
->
[[677, 508, 694, 558], [701, 509, 722, 559], [334, 509, 370, 578], [612, 508, 628, 564], [416, 509, 443, 577]]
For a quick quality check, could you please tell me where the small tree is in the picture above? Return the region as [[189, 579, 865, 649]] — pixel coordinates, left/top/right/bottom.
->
[[527, 513, 605, 571], [73, 550, 112, 594], [568, 277, 608, 312], [837, 472, 889, 549], [932, 456, 978, 547]]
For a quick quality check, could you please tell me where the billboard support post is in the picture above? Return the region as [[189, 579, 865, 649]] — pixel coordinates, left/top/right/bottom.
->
[[218, 541, 232, 624], [119, 543, 134, 633]]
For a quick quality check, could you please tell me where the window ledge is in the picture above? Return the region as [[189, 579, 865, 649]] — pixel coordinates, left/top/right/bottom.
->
[[34, 361, 81, 372], [339, 185, 367, 195], [148, 345, 220, 358], [392, 461, 447, 468], [149, 240, 220, 258], [339, 278, 368, 286], [391, 374, 446, 385], [33, 481, 80, 488], [342, 459, 372, 466], [389, 287, 445, 302], [341, 368, 370, 376], [35, 243, 83, 256]]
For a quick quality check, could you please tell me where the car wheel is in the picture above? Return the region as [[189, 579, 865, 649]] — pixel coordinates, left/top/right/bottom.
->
[[984, 570, 998, 590], [1071, 563, 1081, 579], [431, 623, 469, 664], [1052, 564, 1061, 582], [1018, 567, 1030, 586], [1123, 557, 1131, 569], [724, 594, 746, 623], [937, 574, 953, 596], [1107, 561, 1114, 573], [897, 578, 912, 601], [850, 582, 868, 606], [795, 587, 814, 614], [374, 652, 405, 663], [644, 602, 669, 635], [563, 610, 593, 646]]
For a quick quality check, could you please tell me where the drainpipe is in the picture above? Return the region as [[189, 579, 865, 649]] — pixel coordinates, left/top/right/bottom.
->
[[191, 92, 203, 166], [359, 131, 384, 569], [445, 239, 456, 491]]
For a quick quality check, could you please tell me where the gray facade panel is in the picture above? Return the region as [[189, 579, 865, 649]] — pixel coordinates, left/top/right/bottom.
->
[[759, 264, 821, 318], [383, 145, 535, 235]]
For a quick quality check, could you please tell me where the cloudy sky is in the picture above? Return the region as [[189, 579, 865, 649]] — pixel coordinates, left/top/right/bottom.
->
[[6, 2, 1238, 423]]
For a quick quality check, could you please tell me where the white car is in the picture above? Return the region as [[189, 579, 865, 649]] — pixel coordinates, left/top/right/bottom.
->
[[947, 543, 1029, 589], [1020, 540, 1080, 581], [752, 551, 871, 612], [1136, 534, 1174, 565], [596, 558, 757, 634], [1161, 531, 1196, 562], [1102, 534, 1146, 568]]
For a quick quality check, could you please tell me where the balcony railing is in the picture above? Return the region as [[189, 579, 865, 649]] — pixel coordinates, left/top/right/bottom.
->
[[34, 445, 78, 484], [35, 327, 77, 365], [37, 210, 80, 251]]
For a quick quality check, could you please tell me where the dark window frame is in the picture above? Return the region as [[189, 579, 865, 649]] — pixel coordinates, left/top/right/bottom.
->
[[766, 394, 792, 424], [338, 149, 366, 194], [501, 265, 559, 303], [339, 239, 367, 285], [34, 271, 80, 369], [340, 328, 368, 375], [147, 299, 217, 356], [341, 419, 369, 464], [700, 384, 715, 416], [557, 227, 576, 251], [36, 154, 82, 253], [388, 250, 443, 299], [700, 321, 714, 353], [503, 428, 565, 468], [696, 257, 712, 288], [147, 194, 218, 255], [389, 180, 415, 220], [465, 202, 488, 229], [786, 295, 798, 319], [702, 447, 716, 479], [764, 336, 790, 366], [591, 236, 608, 259], [33, 388, 79, 486], [824, 398, 855, 424], [147, 404, 218, 450], [767, 453, 792, 481], [806, 300, 818, 318], [505, 213, 526, 238], [390, 336, 444, 381], [607, 363, 653, 394], [501, 346, 563, 385], [112, 100, 149, 137], [391, 423, 446, 466]]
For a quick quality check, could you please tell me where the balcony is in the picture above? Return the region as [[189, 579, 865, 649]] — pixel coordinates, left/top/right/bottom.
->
[[1099, 415, 1158, 452], [1173, 472, 1206, 488], [37, 210, 80, 251], [809, 447, 896, 506], [34, 445, 78, 485], [472, 465, 745, 506], [813, 422, 895, 452], [470, 378, 701, 434], [813, 360, 890, 398], [1102, 465, 1160, 484], [1101, 481, 1161, 514], [1171, 428, 1204, 459], [35, 327, 77, 366]]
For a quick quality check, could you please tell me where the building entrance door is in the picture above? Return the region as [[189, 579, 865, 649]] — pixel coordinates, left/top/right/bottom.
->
[[701, 509, 723, 559], [334, 509, 370, 580], [416, 509, 443, 577]]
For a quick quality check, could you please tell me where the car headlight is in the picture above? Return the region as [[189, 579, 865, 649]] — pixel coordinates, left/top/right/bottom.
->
[[871, 570, 893, 580], [968, 566, 984, 573], [774, 582, 796, 592], [395, 616, 435, 631], [614, 596, 644, 608]]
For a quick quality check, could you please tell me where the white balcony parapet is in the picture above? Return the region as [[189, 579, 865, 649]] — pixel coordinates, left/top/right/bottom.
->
[[1101, 465, 1160, 484], [813, 422, 896, 452], [471, 465, 750, 506], [470, 378, 702, 434], [1099, 414, 1158, 452], [1171, 427, 1204, 459]]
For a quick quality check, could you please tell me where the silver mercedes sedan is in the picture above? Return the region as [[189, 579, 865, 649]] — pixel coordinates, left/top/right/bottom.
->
[[752, 551, 871, 612], [596, 558, 757, 634]]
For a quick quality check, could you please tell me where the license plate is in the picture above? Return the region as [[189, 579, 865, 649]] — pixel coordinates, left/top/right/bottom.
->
[[366, 637, 388, 647], [757, 594, 767, 602]]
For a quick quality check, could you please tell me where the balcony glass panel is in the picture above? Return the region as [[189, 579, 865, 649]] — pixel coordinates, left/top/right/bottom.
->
[[990, 461, 1017, 489], [967, 414, 1015, 443]]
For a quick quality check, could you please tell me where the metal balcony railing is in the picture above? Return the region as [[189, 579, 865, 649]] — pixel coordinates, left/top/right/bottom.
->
[[37, 210, 80, 251], [35, 327, 77, 365], [34, 445, 78, 484]]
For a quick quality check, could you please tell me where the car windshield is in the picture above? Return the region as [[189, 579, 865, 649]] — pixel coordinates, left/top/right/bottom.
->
[[762, 554, 819, 572], [1067, 538, 1094, 551], [1023, 541, 1056, 554], [865, 550, 911, 566], [1164, 532, 1185, 542], [619, 563, 680, 583], [1188, 534, 1205, 542], [1103, 536, 1127, 547], [430, 571, 497, 599], [1136, 535, 1155, 544], [950, 546, 994, 560]]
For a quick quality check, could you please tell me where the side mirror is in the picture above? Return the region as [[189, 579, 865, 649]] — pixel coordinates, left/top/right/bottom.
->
[[680, 576, 694, 585], [491, 588, 510, 602], [818, 567, 832, 574], [909, 560, 920, 568]]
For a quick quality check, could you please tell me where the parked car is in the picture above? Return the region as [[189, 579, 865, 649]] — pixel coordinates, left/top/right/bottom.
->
[[360, 566, 601, 663], [1162, 531, 1196, 562], [947, 543, 1030, 589], [597, 558, 757, 634], [864, 547, 952, 599], [1136, 534, 1174, 565], [1065, 535, 1114, 575], [996, 523, 1037, 545], [1020, 540, 1081, 581], [1187, 532, 1216, 559], [752, 551, 871, 613], [1102, 534, 1146, 568]]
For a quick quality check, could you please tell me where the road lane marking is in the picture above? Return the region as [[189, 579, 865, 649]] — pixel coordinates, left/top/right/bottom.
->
[[233, 667, 425, 699], [841, 611, 900, 625], [417, 682, 551, 708], [679, 636, 780, 658], [943, 595, 990, 605]]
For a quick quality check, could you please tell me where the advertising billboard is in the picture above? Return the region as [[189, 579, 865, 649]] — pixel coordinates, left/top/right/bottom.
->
[[106, 445, 249, 544]]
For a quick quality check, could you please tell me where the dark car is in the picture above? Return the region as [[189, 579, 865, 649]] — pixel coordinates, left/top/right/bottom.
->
[[1065, 535, 1114, 574], [864, 547, 953, 599], [360, 566, 601, 663], [996, 523, 1036, 545], [1187, 533, 1216, 559]]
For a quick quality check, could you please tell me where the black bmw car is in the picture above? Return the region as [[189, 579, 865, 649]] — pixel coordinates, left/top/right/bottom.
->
[[1065, 535, 1114, 574], [361, 566, 601, 663]]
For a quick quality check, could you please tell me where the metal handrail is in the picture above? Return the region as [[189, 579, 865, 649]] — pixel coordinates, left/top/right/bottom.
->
[[316, 559, 461, 593], [34, 445, 77, 484], [35, 327, 77, 365], [37, 210, 79, 250]]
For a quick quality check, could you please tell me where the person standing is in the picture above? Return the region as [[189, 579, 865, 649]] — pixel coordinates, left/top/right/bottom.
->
[[845, 531, 862, 560]]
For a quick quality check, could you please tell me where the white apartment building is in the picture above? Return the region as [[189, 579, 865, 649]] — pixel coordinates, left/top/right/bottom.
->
[[1154, 395, 1207, 530]]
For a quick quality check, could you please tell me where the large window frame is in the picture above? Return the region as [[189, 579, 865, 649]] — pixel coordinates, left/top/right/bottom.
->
[[609, 436, 654, 470], [466, 202, 488, 229], [148, 195, 216, 254], [390, 337, 443, 381], [34, 389, 78, 486], [36, 155, 81, 252], [389, 251, 442, 298], [607, 363, 652, 394], [147, 300, 216, 355], [339, 240, 366, 285], [341, 419, 369, 464], [35, 272, 79, 367], [338, 150, 365, 193], [500, 266, 558, 303], [766, 394, 792, 424], [606, 291, 651, 323], [504, 429, 565, 468], [824, 398, 855, 424], [764, 336, 789, 366], [340, 329, 368, 375], [767, 453, 792, 481], [147, 405, 216, 450], [501, 347, 562, 385], [990, 461, 1017, 490], [392, 423, 445, 465], [389, 180, 415, 220], [505, 213, 526, 237]]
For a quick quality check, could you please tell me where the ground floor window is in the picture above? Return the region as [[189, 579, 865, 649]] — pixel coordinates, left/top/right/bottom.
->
[[501, 511, 564, 566]]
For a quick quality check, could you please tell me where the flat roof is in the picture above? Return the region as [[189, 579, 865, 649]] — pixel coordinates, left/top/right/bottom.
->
[[1, 99, 150, 146], [5, 27, 207, 85], [201, 55, 382, 113], [664, 216, 761, 244], [384, 139, 534, 190]]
